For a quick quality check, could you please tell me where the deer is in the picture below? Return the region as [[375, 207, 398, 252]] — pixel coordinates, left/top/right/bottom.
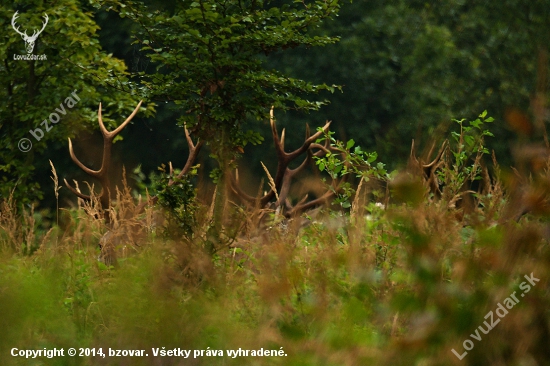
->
[[406, 138, 501, 225], [224, 108, 357, 250], [63, 101, 202, 264], [11, 11, 48, 54], [64, 102, 343, 264], [229, 108, 341, 219], [409, 139, 448, 197]]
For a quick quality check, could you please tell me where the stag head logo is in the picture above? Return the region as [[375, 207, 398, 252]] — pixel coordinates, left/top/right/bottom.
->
[[11, 11, 48, 54]]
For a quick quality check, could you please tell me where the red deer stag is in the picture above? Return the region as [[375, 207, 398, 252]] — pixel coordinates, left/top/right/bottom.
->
[[229, 107, 347, 223], [407, 138, 498, 224]]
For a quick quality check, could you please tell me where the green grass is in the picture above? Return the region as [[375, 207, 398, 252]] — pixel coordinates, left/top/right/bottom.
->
[[2, 137, 550, 365]]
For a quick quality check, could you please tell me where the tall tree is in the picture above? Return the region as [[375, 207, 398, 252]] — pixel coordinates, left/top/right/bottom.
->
[[96, 0, 346, 241]]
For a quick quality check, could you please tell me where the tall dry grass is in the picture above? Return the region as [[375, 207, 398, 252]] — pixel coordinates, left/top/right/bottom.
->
[[1, 140, 550, 366]]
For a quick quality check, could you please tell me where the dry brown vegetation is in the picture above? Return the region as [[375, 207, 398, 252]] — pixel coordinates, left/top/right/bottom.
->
[[2, 119, 550, 365]]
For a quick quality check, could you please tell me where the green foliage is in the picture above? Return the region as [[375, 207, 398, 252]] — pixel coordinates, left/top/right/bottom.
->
[[450, 110, 494, 162], [0, 256, 78, 362], [0, 0, 155, 207], [314, 130, 388, 208], [441, 110, 494, 197], [315, 133, 387, 181], [95, 0, 344, 159], [2, 135, 550, 365], [91, 0, 349, 241], [153, 164, 198, 236], [267, 0, 550, 167], [64, 249, 94, 336]]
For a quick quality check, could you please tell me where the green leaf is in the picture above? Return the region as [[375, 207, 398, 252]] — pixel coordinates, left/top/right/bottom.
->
[[464, 135, 474, 147], [470, 118, 482, 129]]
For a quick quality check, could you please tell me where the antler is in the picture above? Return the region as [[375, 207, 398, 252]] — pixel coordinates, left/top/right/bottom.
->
[[267, 111, 331, 210], [142, 124, 203, 208], [64, 101, 143, 223], [176, 124, 203, 181], [230, 107, 334, 216], [65, 100, 204, 221], [410, 139, 448, 197]]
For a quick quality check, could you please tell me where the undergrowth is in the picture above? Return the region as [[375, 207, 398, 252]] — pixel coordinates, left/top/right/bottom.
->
[[1, 113, 550, 365]]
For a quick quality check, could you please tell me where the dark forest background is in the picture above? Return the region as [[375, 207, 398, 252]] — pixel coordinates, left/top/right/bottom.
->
[[1, 0, 549, 216]]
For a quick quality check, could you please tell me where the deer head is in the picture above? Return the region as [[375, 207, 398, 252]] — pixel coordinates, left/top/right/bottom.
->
[[11, 11, 48, 54]]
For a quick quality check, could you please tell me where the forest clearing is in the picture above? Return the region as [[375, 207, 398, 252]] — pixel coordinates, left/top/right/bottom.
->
[[1, 0, 550, 365]]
